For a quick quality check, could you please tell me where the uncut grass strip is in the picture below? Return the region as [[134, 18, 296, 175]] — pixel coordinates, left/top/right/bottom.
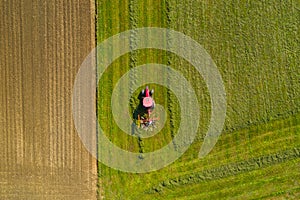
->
[[222, 176, 300, 200], [146, 147, 300, 193], [229, 180, 299, 200], [145, 160, 299, 199], [177, 148, 298, 188], [256, 187, 300, 200], [168, 123, 300, 175], [168, 138, 299, 179], [171, 114, 300, 163], [200, 161, 300, 198]]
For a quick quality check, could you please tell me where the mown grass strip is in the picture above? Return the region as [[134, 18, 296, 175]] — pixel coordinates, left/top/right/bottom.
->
[[146, 147, 300, 194], [168, 113, 300, 175], [128, 0, 145, 153], [165, 0, 177, 148], [164, 0, 185, 150], [151, 157, 299, 200]]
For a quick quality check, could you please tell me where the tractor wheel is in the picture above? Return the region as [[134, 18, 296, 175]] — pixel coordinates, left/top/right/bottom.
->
[[150, 89, 154, 96]]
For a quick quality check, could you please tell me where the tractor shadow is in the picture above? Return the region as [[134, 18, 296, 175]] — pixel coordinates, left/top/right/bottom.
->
[[131, 92, 148, 136], [132, 92, 148, 121]]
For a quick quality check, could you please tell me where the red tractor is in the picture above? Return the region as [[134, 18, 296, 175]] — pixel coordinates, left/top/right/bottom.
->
[[137, 86, 157, 129]]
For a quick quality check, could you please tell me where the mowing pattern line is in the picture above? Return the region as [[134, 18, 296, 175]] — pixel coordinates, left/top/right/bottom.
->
[[146, 147, 300, 194]]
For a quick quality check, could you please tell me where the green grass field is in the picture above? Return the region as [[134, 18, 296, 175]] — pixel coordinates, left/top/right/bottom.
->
[[96, 0, 299, 199]]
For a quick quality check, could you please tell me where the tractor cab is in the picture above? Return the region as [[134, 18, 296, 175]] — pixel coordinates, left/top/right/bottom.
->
[[141, 86, 155, 110]]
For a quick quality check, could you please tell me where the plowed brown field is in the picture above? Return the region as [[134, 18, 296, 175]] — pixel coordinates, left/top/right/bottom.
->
[[0, 0, 97, 199]]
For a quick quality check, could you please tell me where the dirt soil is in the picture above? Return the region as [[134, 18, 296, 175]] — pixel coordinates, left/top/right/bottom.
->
[[0, 0, 97, 199]]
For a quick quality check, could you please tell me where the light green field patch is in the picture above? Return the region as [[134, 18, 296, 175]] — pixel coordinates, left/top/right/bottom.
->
[[96, 0, 299, 199]]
